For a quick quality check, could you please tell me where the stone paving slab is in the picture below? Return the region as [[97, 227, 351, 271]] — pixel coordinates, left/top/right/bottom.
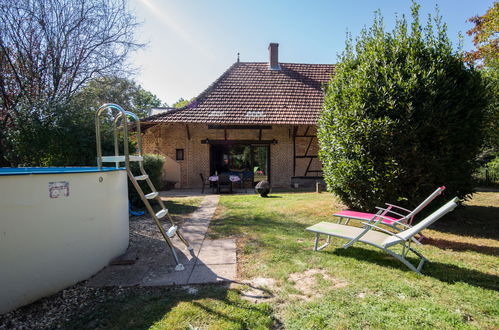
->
[[135, 247, 197, 267], [85, 194, 238, 287], [141, 265, 194, 286], [197, 239, 237, 265], [179, 224, 209, 246], [188, 264, 237, 284]]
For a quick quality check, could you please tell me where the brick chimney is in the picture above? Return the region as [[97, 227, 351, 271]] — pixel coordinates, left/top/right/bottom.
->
[[268, 43, 280, 70]]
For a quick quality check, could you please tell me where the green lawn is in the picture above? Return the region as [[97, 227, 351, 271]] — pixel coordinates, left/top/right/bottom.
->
[[131, 196, 203, 218], [66, 191, 498, 329], [161, 196, 203, 216], [66, 286, 274, 329], [207, 192, 498, 329]]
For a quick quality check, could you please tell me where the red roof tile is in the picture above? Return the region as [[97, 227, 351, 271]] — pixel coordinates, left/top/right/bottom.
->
[[145, 62, 335, 125]]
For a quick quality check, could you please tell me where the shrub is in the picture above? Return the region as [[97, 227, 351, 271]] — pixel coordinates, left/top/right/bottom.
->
[[128, 153, 165, 206], [318, 3, 489, 210], [474, 155, 499, 187]]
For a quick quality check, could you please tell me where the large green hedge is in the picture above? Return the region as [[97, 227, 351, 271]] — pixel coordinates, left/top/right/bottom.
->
[[318, 3, 489, 210], [128, 153, 165, 206]]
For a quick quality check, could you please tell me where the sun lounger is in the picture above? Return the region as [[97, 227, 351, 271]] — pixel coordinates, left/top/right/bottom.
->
[[333, 186, 446, 239], [306, 197, 458, 273]]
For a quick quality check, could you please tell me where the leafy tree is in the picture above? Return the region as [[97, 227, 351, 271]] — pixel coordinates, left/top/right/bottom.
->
[[6, 76, 163, 166], [465, 2, 499, 69], [0, 0, 142, 165], [72, 76, 163, 118], [172, 97, 193, 109], [465, 2, 498, 155], [4, 76, 164, 167], [318, 2, 489, 210]]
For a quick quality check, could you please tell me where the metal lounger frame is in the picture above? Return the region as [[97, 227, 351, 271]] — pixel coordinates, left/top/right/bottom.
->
[[308, 197, 459, 274]]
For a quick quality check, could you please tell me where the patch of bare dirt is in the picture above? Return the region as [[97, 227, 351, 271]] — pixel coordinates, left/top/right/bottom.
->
[[238, 277, 277, 304], [288, 269, 347, 301]]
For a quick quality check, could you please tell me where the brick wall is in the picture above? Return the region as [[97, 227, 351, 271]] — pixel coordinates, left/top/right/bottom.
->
[[142, 124, 321, 188]]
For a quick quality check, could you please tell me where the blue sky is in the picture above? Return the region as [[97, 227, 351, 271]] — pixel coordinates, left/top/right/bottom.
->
[[129, 0, 493, 105]]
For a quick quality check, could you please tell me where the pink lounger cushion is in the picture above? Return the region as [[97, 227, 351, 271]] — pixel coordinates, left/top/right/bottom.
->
[[333, 210, 400, 225]]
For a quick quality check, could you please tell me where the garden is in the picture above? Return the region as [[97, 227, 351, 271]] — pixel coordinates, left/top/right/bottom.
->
[[2, 191, 497, 329], [0, 1, 498, 329]]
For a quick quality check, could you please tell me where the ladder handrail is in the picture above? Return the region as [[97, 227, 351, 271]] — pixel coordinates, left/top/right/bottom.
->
[[95, 103, 192, 271], [113, 110, 143, 159], [113, 110, 163, 208], [95, 103, 130, 169]]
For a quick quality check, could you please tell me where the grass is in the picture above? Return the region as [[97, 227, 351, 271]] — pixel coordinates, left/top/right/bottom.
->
[[207, 191, 498, 329], [68, 286, 274, 329], [131, 196, 203, 218], [64, 191, 498, 328], [161, 197, 203, 216]]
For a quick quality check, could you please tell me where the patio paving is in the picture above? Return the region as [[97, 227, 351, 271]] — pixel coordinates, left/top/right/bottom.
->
[[86, 194, 237, 287]]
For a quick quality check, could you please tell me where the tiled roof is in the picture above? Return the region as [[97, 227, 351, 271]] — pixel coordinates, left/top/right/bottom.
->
[[144, 62, 335, 125]]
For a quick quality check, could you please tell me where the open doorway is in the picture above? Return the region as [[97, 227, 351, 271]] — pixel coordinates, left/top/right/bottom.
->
[[209, 144, 270, 186]]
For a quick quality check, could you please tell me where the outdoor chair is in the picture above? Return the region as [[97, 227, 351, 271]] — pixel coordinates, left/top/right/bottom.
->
[[333, 186, 446, 241], [306, 197, 458, 273], [218, 173, 232, 193], [240, 171, 254, 193], [199, 173, 214, 194]]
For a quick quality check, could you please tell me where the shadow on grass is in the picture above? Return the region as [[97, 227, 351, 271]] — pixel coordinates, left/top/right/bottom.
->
[[132, 200, 200, 216], [66, 284, 275, 329], [331, 247, 499, 291], [433, 205, 499, 240], [424, 237, 499, 257], [209, 213, 309, 240], [163, 200, 200, 215]]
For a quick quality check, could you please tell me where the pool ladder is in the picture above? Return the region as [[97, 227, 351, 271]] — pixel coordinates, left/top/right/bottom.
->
[[95, 103, 192, 271]]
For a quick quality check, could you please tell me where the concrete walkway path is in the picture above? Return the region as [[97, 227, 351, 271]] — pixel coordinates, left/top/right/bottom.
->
[[86, 194, 237, 287]]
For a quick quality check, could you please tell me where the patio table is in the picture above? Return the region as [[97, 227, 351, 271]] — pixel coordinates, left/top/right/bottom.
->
[[208, 175, 241, 182], [229, 175, 241, 182], [207, 175, 241, 193]]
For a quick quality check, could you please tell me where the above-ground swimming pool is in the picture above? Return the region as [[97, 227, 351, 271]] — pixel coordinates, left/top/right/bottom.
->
[[0, 167, 129, 314]]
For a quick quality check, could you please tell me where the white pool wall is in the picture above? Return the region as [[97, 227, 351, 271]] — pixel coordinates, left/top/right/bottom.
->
[[0, 169, 129, 314]]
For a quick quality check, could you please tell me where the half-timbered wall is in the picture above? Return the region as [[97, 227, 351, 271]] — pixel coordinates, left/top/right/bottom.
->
[[293, 125, 322, 178], [143, 124, 321, 188]]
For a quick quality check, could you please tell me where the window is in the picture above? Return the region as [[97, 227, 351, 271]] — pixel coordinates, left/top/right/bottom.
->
[[176, 149, 184, 161]]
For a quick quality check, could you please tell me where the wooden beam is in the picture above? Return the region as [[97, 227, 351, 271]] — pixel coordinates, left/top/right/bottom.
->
[[259, 129, 262, 140], [185, 124, 191, 140], [305, 157, 314, 176], [304, 136, 314, 156], [293, 127, 297, 176], [201, 139, 277, 145], [303, 125, 310, 136], [224, 129, 227, 140], [292, 175, 323, 179], [207, 125, 272, 130]]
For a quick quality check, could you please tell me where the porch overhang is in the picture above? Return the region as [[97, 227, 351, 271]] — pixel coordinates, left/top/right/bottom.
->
[[201, 139, 278, 145]]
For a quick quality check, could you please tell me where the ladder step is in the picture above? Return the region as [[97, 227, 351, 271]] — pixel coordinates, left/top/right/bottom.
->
[[155, 209, 168, 219], [167, 226, 177, 238], [145, 192, 158, 199], [135, 174, 148, 180], [101, 155, 143, 163]]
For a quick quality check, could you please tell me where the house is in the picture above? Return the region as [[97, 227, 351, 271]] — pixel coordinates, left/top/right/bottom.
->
[[148, 106, 176, 117], [141, 43, 335, 189]]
